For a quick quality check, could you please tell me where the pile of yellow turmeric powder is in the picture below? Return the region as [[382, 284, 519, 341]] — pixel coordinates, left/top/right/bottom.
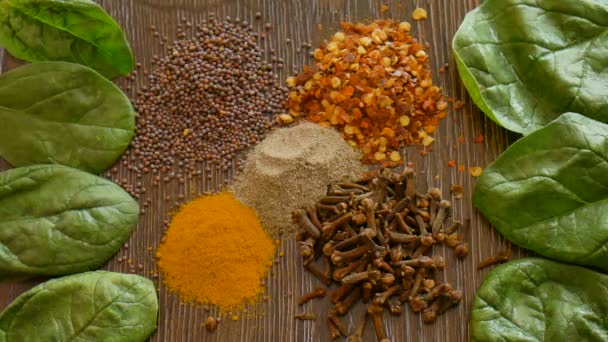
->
[[156, 192, 276, 311]]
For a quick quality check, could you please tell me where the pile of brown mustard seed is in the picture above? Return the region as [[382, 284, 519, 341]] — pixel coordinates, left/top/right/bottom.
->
[[131, 15, 288, 172]]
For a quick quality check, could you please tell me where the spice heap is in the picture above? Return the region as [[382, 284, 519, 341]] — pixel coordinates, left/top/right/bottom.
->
[[131, 15, 287, 173], [232, 122, 366, 236], [294, 168, 467, 340], [285, 20, 447, 165], [156, 192, 275, 310]]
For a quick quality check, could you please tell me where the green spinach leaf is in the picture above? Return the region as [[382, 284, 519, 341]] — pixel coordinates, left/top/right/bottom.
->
[[0, 271, 158, 342], [0, 0, 133, 79], [0, 164, 139, 280], [0, 62, 135, 174], [473, 113, 608, 270], [453, 0, 608, 134], [471, 258, 608, 342]]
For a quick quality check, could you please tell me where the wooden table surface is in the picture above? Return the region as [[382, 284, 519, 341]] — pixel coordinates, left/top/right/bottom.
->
[[0, 0, 527, 341]]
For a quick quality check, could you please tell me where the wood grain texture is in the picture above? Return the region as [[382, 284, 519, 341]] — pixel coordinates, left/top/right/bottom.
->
[[0, 0, 527, 341]]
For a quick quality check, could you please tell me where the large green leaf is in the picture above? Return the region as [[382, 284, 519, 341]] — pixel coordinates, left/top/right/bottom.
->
[[473, 113, 608, 270], [453, 0, 608, 134], [0, 271, 158, 342], [0, 0, 133, 79], [471, 258, 608, 342], [0, 164, 139, 280], [0, 62, 135, 174]]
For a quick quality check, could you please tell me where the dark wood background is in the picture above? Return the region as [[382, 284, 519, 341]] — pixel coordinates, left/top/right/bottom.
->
[[0, 0, 526, 341]]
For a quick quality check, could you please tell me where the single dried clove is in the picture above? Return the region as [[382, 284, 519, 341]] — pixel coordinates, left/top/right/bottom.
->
[[333, 261, 363, 281], [432, 200, 452, 233], [443, 221, 461, 235], [478, 249, 510, 269], [323, 241, 336, 257], [404, 167, 416, 199], [339, 182, 370, 192], [298, 236, 316, 259], [394, 213, 414, 234], [322, 212, 354, 239], [393, 256, 434, 268], [298, 287, 327, 305], [387, 297, 402, 315], [332, 244, 372, 264], [327, 317, 343, 340], [330, 283, 354, 304], [368, 302, 387, 341], [334, 234, 362, 251], [304, 257, 332, 286], [410, 283, 452, 312], [321, 195, 351, 204], [347, 312, 368, 342], [203, 316, 218, 333], [294, 312, 317, 320], [390, 244, 403, 263], [455, 242, 469, 258], [342, 269, 381, 285], [373, 284, 401, 305], [335, 287, 362, 315], [387, 231, 418, 244], [328, 309, 349, 336], [408, 268, 427, 301], [306, 206, 323, 230], [362, 281, 373, 303], [293, 209, 321, 239]]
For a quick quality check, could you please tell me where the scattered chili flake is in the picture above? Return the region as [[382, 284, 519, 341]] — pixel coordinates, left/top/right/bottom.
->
[[474, 134, 484, 144], [469, 166, 484, 177], [286, 20, 446, 164], [457, 136, 465, 144], [380, 4, 390, 13], [458, 165, 466, 172], [454, 100, 466, 110], [451, 184, 464, 199], [447, 160, 456, 168], [412, 7, 428, 20]]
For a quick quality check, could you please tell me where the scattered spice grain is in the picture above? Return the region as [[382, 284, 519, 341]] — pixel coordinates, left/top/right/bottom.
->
[[469, 166, 483, 177], [286, 20, 446, 165], [232, 123, 366, 236], [156, 192, 275, 311]]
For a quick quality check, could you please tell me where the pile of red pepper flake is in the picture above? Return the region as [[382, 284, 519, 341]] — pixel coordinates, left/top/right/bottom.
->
[[284, 19, 447, 165]]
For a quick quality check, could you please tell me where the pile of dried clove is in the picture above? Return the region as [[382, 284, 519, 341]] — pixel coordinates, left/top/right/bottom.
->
[[294, 168, 468, 341]]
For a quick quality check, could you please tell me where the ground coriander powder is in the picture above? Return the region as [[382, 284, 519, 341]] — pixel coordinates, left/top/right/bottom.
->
[[232, 122, 366, 236]]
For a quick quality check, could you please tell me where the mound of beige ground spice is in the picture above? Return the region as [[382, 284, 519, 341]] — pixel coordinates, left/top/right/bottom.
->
[[232, 122, 366, 236]]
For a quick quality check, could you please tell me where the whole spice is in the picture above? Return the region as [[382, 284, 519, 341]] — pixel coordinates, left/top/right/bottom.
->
[[156, 192, 275, 310], [232, 123, 365, 236], [286, 20, 446, 165], [294, 168, 466, 340], [478, 249, 511, 269], [131, 15, 287, 172], [203, 316, 218, 333]]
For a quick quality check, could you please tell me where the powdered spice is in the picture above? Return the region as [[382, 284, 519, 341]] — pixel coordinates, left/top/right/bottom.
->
[[156, 192, 275, 311], [232, 123, 366, 236]]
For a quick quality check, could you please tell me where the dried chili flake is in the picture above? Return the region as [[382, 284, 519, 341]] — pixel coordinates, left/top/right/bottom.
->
[[474, 134, 484, 144], [451, 184, 464, 199], [286, 19, 446, 164], [454, 100, 466, 110], [458, 165, 466, 172], [470, 166, 484, 177], [447, 160, 456, 168]]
